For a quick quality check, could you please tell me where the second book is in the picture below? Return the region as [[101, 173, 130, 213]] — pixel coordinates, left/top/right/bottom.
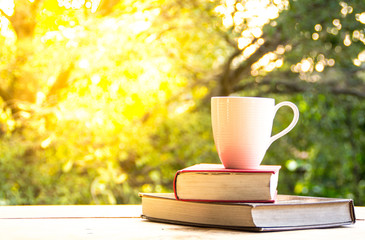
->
[[174, 164, 281, 203]]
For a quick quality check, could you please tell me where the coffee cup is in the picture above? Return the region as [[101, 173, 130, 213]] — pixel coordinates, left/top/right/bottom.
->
[[211, 96, 299, 169]]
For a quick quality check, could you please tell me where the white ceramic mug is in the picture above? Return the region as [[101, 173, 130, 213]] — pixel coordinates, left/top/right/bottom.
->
[[211, 97, 299, 169]]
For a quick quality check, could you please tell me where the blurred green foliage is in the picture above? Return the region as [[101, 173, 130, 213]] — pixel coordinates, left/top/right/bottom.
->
[[0, 0, 364, 205]]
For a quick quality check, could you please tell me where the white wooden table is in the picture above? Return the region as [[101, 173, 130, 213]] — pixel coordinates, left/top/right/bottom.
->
[[0, 205, 364, 239]]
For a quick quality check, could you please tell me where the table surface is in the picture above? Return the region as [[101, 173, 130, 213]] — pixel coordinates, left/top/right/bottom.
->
[[0, 205, 363, 240]]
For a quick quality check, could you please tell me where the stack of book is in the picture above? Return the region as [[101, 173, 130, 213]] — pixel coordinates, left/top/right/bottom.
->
[[140, 163, 356, 232]]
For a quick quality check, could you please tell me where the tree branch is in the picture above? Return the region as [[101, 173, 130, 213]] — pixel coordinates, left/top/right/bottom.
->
[[0, 8, 9, 18], [9, 0, 40, 39], [0, 87, 12, 103], [331, 87, 365, 98], [233, 78, 365, 98], [45, 63, 75, 106], [212, 31, 287, 96], [218, 48, 242, 96]]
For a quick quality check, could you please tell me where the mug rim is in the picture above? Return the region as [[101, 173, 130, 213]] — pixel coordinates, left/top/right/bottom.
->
[[211, 96, 274, 101]]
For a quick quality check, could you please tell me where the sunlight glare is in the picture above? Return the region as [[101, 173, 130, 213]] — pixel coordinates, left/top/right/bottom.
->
[[91, 74, 101, 85], [332, 19, 342, 30], [41, 136, 53, 149], [327, 59, 335, 67], [251, 45, 287, 75], [275, 45, 285, 55], [340, 2, 353, 17], [243, 44, 258, 58], [356, 12, 365, 24], [108, 82, 120, 98], [251, 27, 263, 38], [58, 0, 84, 9], [312, 33, 319, 40], [343, 34, 351, 46], [353, 50, 365, 66], [315, 62, 325, 72], [216, 0, 287, 29], [78, 59, 90, 69], [235, 2, 244, 11], [301, 59, 312, 72], [216, 0, 289, 74], [314, 24, 322, 32], [47, 76, 57, 86], [131, 20, 152, 34], [291, 55, 336, 75], [0, 16, 16, 42], [36, 92, 46, 105], [353, 59, 361, 67], [257, 38, 264, 45], [238, 37, 252, 50], [275, 59, 283, 68], [90, 0, 100, 13], [358, 50, 365, 62], [174, 100, 195, 116], [0, 0, 14, 16]]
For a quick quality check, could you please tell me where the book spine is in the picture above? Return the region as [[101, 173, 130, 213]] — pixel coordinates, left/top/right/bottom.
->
[[173, 170, 181, 200], [348, 200, 356, 223], [174, 171, 277, 203]]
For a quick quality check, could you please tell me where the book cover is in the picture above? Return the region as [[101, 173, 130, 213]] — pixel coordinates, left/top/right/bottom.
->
[[174, 164, 281, 202], [140, 193, 356, 232]]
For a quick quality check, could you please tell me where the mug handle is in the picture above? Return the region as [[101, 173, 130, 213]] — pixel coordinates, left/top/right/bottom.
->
[[267, 101, 299, 148]]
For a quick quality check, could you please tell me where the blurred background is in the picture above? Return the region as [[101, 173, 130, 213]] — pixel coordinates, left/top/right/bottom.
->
[[0, 0, 364, 205]]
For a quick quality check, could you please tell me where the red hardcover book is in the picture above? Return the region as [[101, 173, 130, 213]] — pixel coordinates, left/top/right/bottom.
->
[[174, 164, 281, 203]]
